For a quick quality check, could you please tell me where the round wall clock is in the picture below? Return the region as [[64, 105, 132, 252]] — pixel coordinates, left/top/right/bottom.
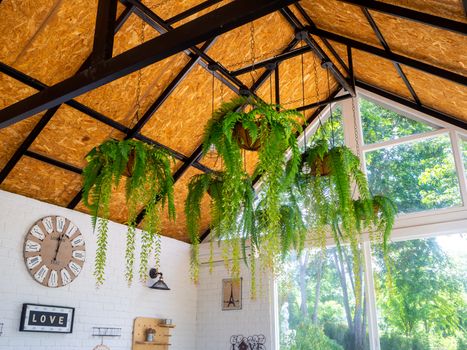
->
[[23, 216, 86, 288]]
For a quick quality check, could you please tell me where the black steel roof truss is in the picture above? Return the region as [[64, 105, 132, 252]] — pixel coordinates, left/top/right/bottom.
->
[[361, 8, 421, 105], [0, 0, 299, 128], [338, 0, 467, 35]]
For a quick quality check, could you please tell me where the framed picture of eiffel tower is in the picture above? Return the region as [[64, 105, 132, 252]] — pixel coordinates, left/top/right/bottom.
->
[[222, 278, 242, 311]]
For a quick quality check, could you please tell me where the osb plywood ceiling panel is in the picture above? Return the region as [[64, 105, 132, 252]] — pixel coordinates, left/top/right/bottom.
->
[[0, 0, 465, 242], [371, 11, 467, 76], [380, 0, 467, 23]]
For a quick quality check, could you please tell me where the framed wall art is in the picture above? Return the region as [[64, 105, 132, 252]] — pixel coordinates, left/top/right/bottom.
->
[[19, 303, 74, 333], [222, 278, 242, 311]]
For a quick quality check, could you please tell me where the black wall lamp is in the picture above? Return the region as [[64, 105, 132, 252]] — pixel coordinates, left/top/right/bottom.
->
[[149, 268, 170, 290]]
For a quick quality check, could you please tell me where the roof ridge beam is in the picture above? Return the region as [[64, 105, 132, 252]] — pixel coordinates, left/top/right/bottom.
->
[[0, 0, 299, 129], [338, 0, 467, 35], [306, 27, 467, 87], [279, 7, 356, 96]]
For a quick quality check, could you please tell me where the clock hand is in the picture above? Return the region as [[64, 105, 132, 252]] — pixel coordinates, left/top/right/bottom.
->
[[53, 232, 66, 262]]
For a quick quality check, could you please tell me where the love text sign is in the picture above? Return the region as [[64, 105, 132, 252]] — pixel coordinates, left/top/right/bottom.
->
[[20, 303, 74, 333]]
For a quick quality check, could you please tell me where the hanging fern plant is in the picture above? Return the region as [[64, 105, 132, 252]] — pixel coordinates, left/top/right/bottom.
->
[[203, 95, 302, 244], [82, 139, 175, 286], [185, 171, 255, 283]]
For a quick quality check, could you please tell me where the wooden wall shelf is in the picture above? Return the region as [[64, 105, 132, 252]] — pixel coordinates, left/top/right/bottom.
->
[[132, 317, 175, 350]]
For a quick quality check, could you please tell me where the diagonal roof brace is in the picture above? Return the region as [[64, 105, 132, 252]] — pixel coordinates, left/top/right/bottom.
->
[[0, 0, 299, 129]]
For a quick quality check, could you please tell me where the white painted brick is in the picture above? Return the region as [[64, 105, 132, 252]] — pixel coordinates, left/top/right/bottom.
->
[[0, 190, 197, 350]]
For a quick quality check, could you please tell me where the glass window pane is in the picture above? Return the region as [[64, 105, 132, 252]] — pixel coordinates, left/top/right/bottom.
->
[[462, 138, 467, 177], [372, 233, 467, 350], [359, 98, 436, 145], [279, 248, 369, 350], [365, 134, 462, 213], [309, 104, 344, 149]]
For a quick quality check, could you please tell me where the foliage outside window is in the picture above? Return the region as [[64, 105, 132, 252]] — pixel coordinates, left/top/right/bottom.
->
[[278, 247, 369, 350], [365, 135, 462, 213], [373, 233, 467, 350], [462, 138, 467, 178], [359, 98, 436, 145]]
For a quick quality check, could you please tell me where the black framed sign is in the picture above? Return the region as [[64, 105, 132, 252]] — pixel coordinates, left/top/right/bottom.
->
[[19, 303, 74, 333], [222, 278, 242, 311]]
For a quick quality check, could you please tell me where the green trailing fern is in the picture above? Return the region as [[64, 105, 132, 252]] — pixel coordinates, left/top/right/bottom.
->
[[82, 139, 175, 286], [197, 96, 302, 281], [185, 171, 255, 283]]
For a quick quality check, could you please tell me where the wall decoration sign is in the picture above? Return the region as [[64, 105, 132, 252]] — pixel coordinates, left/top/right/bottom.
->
[[23, 216, 85, 288], [19, 303, 74, 333], [222, 278, 242, 311], [230, 335, 266, 350]]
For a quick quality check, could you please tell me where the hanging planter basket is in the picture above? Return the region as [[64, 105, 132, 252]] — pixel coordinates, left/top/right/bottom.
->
[[123, 149, 136, 177], [206, 173, 224, 198], [233, 121, 261, 151], [308, 153, 333, 177]]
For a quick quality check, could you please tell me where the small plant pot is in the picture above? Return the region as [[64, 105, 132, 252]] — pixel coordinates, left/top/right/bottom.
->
[[233, 122, 261, 151], [146, 329, 156, 342], [309, 154, 332, 177], [207, 178, 223, 198], [123, 150, 136, 177]]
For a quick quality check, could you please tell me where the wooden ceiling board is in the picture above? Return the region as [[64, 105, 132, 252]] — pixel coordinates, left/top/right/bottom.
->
[[330, 43, 414, 101], [0, 73, 44, 170], [299, 0, 382, 48], [380, 0, 467, 23], [371, 11, 467, 76], [75, 14, 189, 128], [140, 64, 236, 155], [403, 66, 467, 121], [207, 11, 295, 69], [0, 0, 61, 65], [10, 0, 98, 86], [0, 157, 82, 206], [158, 166, 212, 242], [29, 105, 124, 168]]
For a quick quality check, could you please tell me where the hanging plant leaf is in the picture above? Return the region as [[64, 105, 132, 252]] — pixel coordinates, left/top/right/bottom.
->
[[82, 139, 175, 287]]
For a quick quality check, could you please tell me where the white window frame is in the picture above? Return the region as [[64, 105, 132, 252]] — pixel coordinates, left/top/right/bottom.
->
[[274, 87, 467, 350]]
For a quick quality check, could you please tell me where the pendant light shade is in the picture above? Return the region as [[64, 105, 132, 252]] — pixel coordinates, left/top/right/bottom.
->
[[149, 268, 170, 290]]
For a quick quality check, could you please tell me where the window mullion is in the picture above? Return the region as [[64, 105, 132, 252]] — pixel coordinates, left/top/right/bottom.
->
[[449, 130, 467, 207], [363, 241, 381, 350]]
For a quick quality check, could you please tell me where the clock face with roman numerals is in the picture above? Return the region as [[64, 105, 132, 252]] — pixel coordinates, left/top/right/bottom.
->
[[23, 216, 85, 288]]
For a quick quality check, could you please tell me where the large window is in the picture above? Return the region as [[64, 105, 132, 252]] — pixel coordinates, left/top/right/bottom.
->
[[373, 233, 467, 350], [279, 248, 369, 350], [276, 91, 467, 350], [360, 98, 463, 213]]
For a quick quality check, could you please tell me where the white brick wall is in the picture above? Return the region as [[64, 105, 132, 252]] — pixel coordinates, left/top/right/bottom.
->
[[195, 245, 276, 350], [0, 190, 197, 350]]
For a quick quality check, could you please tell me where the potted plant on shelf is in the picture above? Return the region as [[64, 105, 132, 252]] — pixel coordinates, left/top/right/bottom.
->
[[145, 328, 156, 342], [82, 139, 175, 286]]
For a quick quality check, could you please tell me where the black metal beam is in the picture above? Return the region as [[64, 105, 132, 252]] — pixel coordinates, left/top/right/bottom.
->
[[0, 0, 298, 129], [361, 8, 421, 105], [356, 80, 467, 130], [250, 38, 300, 92], [0, 107, 60, 184], [279, 8, 356, 96], [24, 150, 83, 174], [296, 94, 352, 111], [125, 38, 217, 138], [123, 0, 248, 95], [293, 3, 350, 75], [0, 6, 134, 185], [165, 0, 223, 25], [91, 0, 118, 64], [306, 27, 467, 87], [231, 45, 310, 76], [338, 0, 467, 35], [463, 0, 467, 17], [0, 65, 213, 183]]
